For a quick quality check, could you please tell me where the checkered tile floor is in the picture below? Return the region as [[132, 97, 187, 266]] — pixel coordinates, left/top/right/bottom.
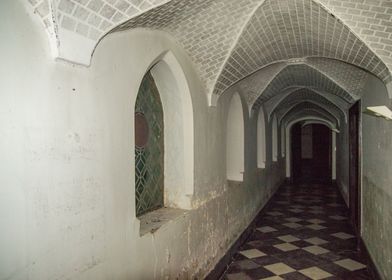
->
[[221, 183, 372, 280]]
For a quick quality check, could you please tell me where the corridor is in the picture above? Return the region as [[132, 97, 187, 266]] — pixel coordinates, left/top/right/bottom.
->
[[2, 0, 392, 279], [222, 183, 370, 280]]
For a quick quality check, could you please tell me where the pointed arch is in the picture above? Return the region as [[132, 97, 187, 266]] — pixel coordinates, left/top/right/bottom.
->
[[149, 52, 195, 209], [272, 115, 278, 162], [134, 51, 195, 215], [134, 71, 164, 217], [226, 92, 245, 181], [267, 87, 349, 123], [284, 117, 338, 180], [257, 107, 266, 168]]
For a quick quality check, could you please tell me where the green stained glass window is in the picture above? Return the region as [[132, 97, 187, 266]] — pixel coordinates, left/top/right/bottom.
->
[[135, 71, 164, 217]]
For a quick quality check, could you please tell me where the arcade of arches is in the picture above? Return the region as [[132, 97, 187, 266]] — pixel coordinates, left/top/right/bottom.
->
[[1, 0, 392, 279]]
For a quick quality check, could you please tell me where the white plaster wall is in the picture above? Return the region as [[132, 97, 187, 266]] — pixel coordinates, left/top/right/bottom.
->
[[264, 113, 286, 190], [272, 115, 278, 162], [257, 108, 266, 169], [336, 119, 349, 205], [361, 74, 392, 280], [0, 1, 286, 279], [333, 73, 392, 279], [226, 93, 245, 181]]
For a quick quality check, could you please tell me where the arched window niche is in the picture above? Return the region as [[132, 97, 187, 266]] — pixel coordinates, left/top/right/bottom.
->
[[135, 71, 164, 217], [272, 115, 278, 162], [226, 92, 245, 181], [134, 52, 194, 224], [257, 107, 266, 169]]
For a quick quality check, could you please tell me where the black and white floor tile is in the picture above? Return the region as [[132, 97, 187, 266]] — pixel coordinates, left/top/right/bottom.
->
[[221, 183, 372, 280]]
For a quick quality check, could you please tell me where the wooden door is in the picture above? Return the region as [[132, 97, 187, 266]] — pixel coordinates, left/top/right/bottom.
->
[[312, 124, 332, 182], [349, 101, 361, 236], [292, 123, 331, 183], [291, 123, 302, 183]]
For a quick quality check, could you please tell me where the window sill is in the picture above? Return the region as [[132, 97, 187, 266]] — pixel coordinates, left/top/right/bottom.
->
[[227, 180, 243, 188], [138, 207, 189, 236]]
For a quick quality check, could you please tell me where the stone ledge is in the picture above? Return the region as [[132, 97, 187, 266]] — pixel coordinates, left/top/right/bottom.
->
[[138, 207, 189, 236]]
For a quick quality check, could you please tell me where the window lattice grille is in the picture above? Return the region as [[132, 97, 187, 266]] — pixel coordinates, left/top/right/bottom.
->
[[135, 72, 164, 217]]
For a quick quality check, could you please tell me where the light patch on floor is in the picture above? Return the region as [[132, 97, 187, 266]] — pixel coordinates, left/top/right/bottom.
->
[[299, 266, 332, 279], [334, 258, 366, 271], [277, 235, 300, 242], [274, 243, 299, 252], [303, 245, 330, 255], [283, 222, 302, 228], [264, 263, 295, 275], [240, 249, 266, 259]]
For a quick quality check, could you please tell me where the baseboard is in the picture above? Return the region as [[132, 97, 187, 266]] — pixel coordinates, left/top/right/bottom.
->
[[359, 238, 383, 280], [204, 182, 284, 280]]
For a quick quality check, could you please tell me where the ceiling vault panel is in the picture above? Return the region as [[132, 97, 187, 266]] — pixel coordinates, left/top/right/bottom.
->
[[251, 63, 356, 109], [264, 87, 350, 120], [271, 88, 347, 123], [282, 105, 340, 129], [213, 0, 392, 101], [25, 0, 392, 102]]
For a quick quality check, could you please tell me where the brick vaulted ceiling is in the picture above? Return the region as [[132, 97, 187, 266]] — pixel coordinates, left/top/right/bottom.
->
[[26, 0, 392, 107], [214, 0, 391, 97], [276, 99, 344, 125], [283, 103, 340, 128], [272, 88, 347, 123], [264, 86, 350, 122], [252, 63, 356, 107]]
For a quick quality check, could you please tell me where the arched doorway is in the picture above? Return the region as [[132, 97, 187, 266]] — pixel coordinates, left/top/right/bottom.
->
[[291, 123, 332, 183]]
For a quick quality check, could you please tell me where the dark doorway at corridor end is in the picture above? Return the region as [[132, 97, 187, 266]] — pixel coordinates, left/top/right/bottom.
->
[[291, 123, 332, 184]]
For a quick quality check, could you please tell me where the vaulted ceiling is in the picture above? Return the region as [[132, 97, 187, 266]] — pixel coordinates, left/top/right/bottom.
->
[[282, 104, 340, 129], [25, 0, 392, 125], [272, 88, 347, 123], [252, 63, 355, 106]]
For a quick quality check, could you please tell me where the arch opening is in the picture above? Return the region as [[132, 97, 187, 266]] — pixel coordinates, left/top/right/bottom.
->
[[272, 115, 278, 162], [135, 51, 195, 216], [257, 107, 266, 169], [285, 117, 337, 182], [290, 122, 333, 183], [226, 92, 245, 181]]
